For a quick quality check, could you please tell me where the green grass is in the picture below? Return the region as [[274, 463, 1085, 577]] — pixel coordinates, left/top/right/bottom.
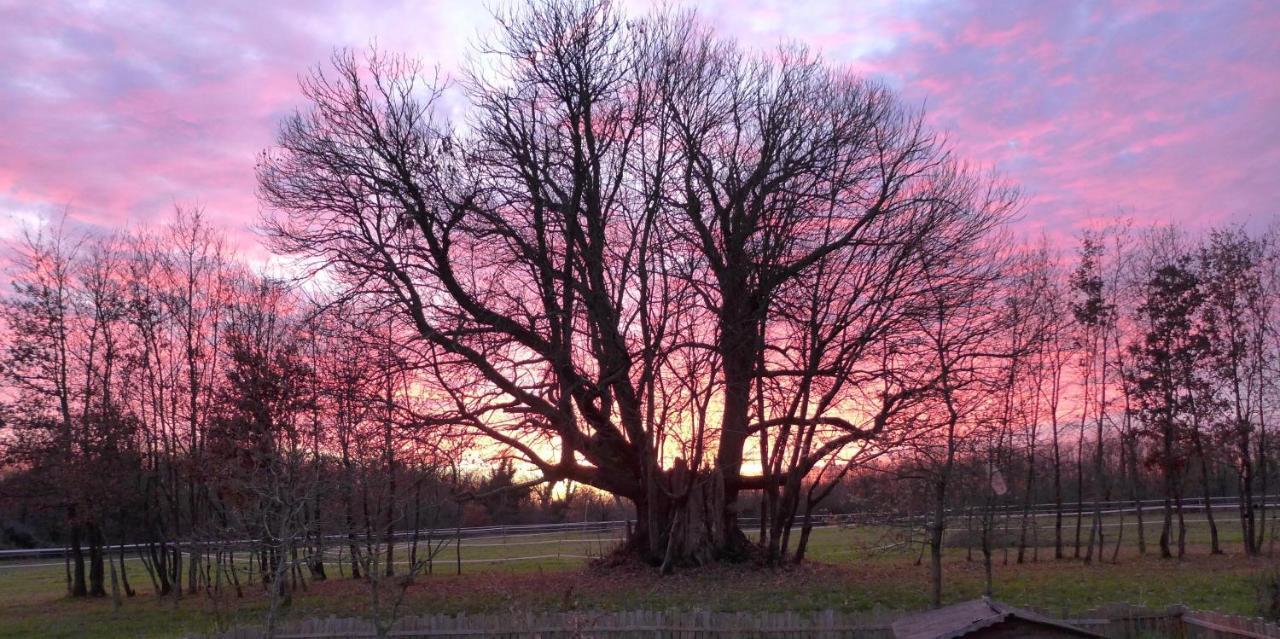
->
[[0, 518, 1272, 638]]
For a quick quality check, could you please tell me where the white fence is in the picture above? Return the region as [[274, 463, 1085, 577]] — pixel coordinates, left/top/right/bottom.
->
[[3, 494, 1276, 566]]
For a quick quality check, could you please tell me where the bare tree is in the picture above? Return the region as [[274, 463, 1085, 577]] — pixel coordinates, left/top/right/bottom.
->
[[1126, 228, 1207, 560], [1200, 228, 1268, 555], [258, 0, 1014, 566]]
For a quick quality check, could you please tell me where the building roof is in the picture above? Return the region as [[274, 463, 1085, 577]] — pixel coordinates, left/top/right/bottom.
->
[[891, 598, 1105, 639]]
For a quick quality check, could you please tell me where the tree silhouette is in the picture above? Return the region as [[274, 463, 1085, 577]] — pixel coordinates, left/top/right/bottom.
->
[[258, 0, 1013, 565]]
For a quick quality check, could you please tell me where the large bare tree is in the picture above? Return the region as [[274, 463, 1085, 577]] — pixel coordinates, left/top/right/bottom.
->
[[258, 0, 1014, 566]]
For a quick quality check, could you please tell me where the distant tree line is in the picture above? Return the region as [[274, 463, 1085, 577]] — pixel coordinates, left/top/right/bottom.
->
[[795, 223, 1280, 604], [0, 209, 626, 609]]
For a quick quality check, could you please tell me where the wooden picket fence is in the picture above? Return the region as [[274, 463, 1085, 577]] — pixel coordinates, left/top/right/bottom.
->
[[1050, 604, 1280, 638], [209, 605, 1280, 638], [213, 609, 899, 638], [1183, 610, 1280, 638]]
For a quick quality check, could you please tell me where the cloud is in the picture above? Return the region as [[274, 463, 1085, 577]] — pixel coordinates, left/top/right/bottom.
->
[[0, 0, 1275, 255]]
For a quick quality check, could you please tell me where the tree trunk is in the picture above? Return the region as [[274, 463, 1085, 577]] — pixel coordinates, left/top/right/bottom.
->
[[410, 479, 422, 569], [1086, 336, 1108, 564], [1053, 432, 1064, 560], [69, 519, 87, 597], [637, 463, 748, 572], [1160, 417, 1177, 560], [1074, 427, 1085, 559], [1241, 427, 1258, 556], [150, 541, 171, 596], [1160, 492, 1174, 559], [187, 543, 199, 595], [792, 506, 815, 564], [1129, 436, 1147, 555], [108, 538, 121, 611], [981, 510, 993, 598], [929, 479, 946, 608], [1017, 435, 1036, 564], [711, 292, 761, 558], [87, 522, 106, 597], [1258, 389, 1270, 554], [383, 434, 396, 578], [1193, 434, 1222, 555], [1111, 509, 1124, 563], [1175, 491, 1187, 559], [343, 465, 361, 580], [118, 542, 134, 597]]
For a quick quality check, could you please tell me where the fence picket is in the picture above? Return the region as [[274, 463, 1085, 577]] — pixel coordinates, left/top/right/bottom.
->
[[208, 605, 1280, 639]]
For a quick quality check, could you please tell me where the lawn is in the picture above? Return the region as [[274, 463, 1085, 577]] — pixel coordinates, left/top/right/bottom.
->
[[0, 517, 1274, 638]]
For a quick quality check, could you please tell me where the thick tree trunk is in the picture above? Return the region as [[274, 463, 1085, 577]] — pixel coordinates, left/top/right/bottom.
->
[[712, 287, 763, 557], [629, 463, 749, 570]]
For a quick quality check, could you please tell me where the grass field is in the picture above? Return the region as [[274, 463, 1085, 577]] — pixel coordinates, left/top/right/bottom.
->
[[0, 514, 1275, 638]]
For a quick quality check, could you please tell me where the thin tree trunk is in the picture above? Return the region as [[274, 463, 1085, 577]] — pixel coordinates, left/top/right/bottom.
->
[[64, 540, 72, 597], [87, 522, 106, 597], [981, 507, 994, 598], [1017, 435, 1036, 564], [1053, 427, 1064, 560], [118, 541, 134, 597], [930, 480, 946, 608], [1086, 333, 1108, 564], [1111, 509, 1124, 563], [1160, 490, 1174, 559], [108, 538, 121, 611], [1176, 490, 1187, 559], [410, 478, 422, 569], [1255, 370, 1269, 554], [1074, 426, 1085, 559], [965, 507, 974, 563], [1131, 436, 1147, 555], [1193, 433, 1222, 554], [69, 518, 87, 597]]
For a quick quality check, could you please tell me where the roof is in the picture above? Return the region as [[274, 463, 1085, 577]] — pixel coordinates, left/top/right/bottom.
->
[[891, 598, 1106, 639]]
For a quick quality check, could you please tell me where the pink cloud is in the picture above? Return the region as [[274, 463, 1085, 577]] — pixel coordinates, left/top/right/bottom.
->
[[858, 0, 1280, 240], [0, 0, 1276, 258]]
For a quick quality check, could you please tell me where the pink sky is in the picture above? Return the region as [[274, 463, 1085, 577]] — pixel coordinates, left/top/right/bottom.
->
[[1, 0, 1277, 257]]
